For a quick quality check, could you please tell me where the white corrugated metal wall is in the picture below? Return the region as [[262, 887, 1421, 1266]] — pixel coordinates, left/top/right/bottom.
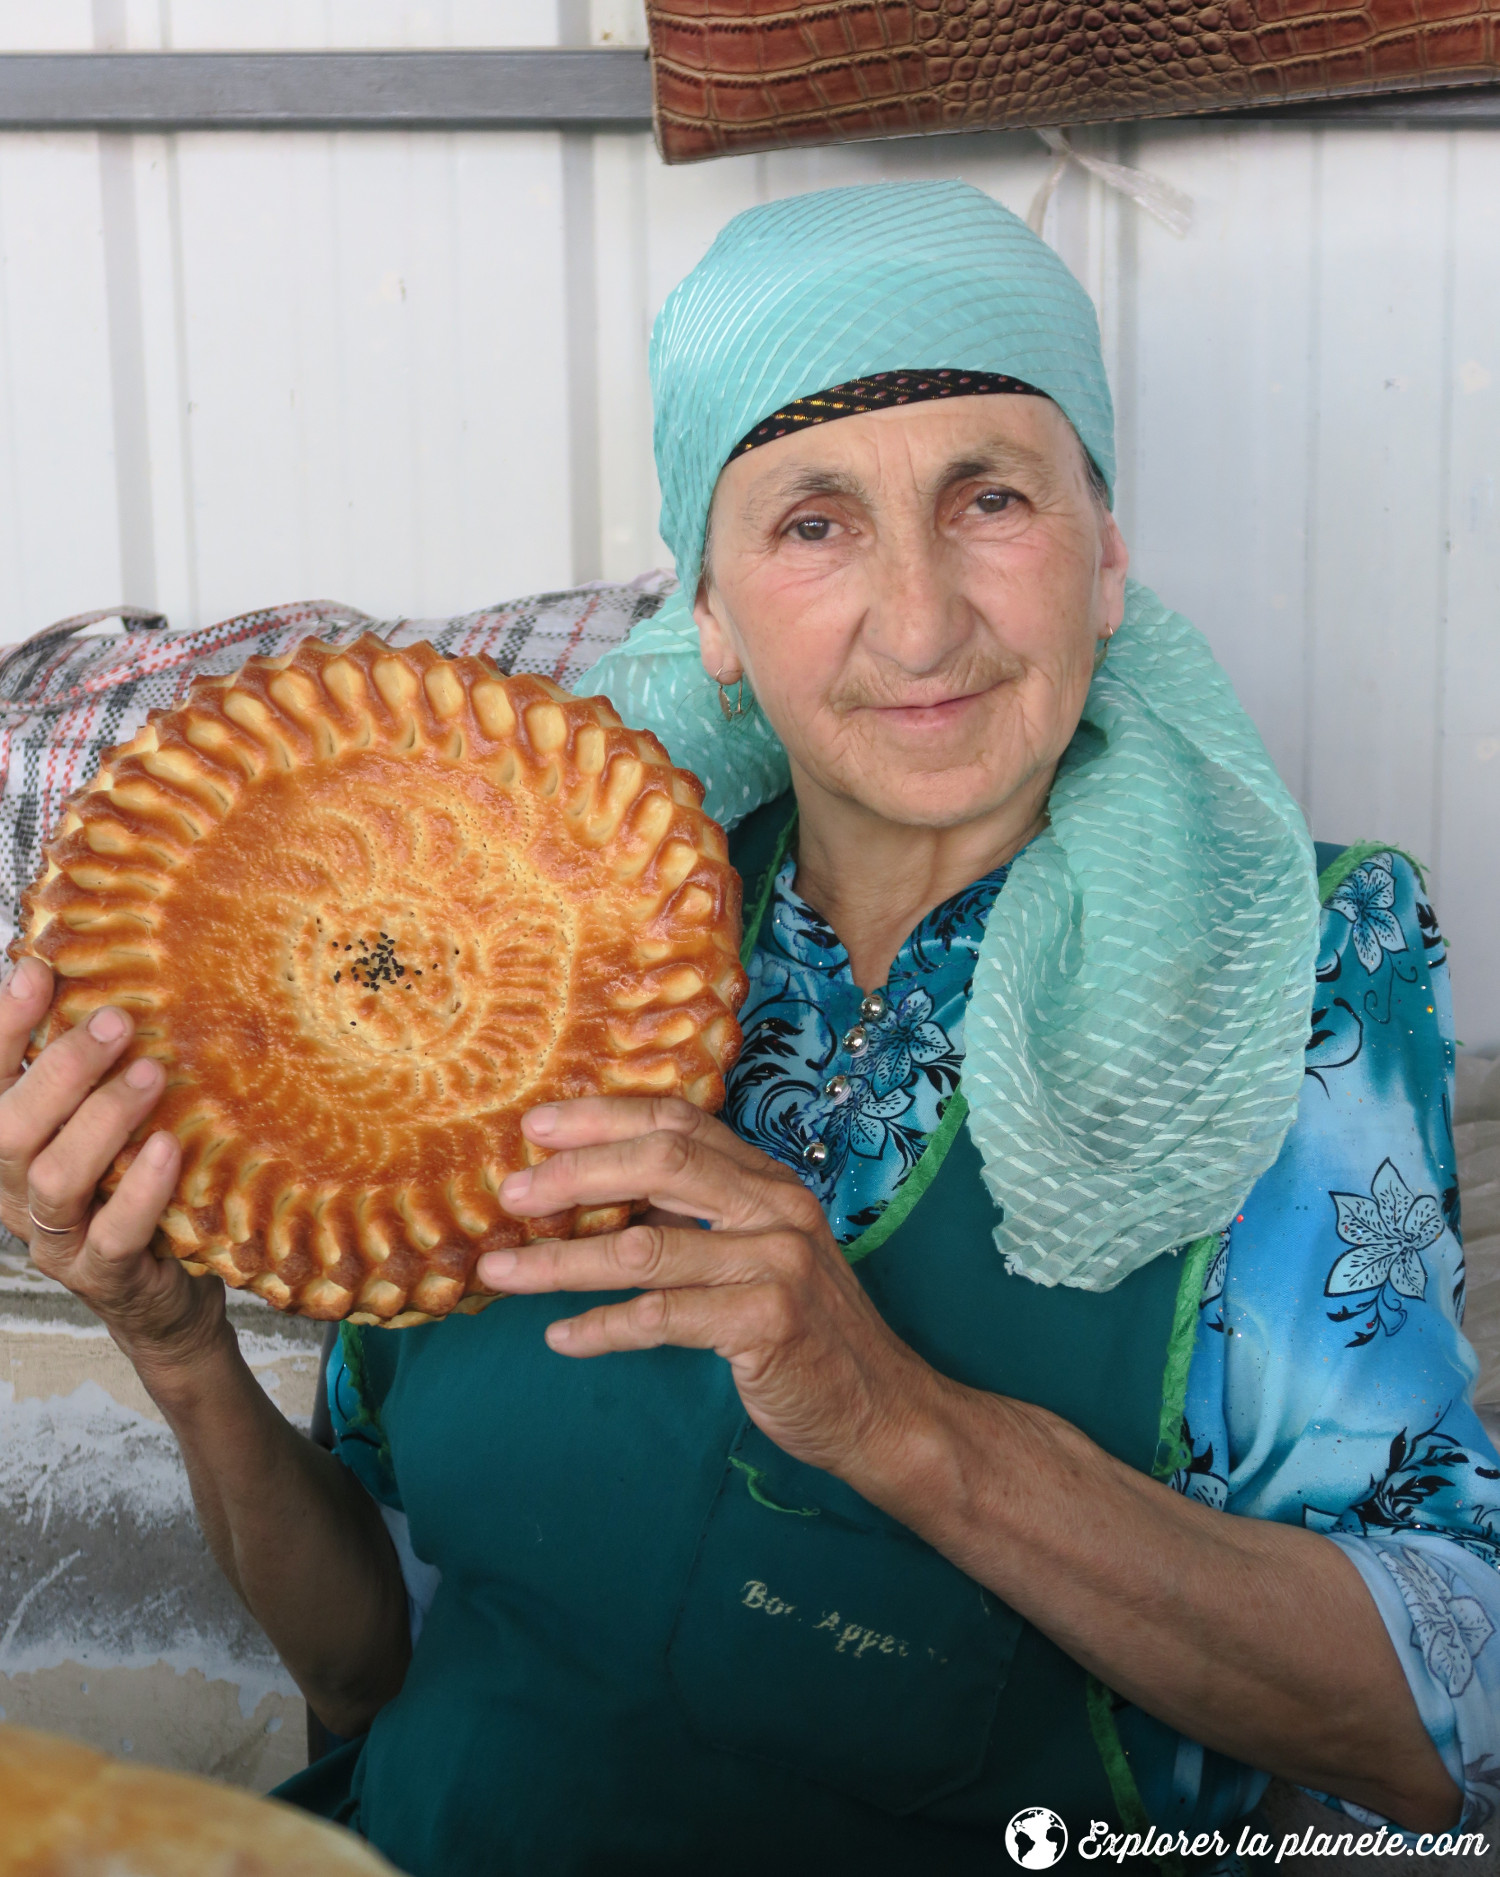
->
[[0, 2, 1496, 1048]]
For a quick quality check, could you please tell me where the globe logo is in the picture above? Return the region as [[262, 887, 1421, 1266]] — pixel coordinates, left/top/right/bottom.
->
[[1005, 1806, 1068, 1869]]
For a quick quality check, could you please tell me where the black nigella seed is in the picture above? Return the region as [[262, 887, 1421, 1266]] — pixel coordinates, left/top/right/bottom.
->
[[334, 971, 340, 982]]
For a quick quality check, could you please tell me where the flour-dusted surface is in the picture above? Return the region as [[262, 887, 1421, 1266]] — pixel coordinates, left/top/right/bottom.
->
[[0, 1235, 320, 1787]]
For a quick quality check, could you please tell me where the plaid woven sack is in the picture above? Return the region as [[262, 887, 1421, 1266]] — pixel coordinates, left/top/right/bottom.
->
[[0, 576, 673, 957]]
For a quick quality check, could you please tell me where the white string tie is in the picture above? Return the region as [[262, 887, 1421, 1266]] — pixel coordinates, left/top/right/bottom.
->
[[1027, 128, 1193, 239]]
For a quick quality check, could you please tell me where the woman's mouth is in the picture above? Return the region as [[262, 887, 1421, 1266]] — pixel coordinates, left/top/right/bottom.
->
[[864, 683, 1000, 731]]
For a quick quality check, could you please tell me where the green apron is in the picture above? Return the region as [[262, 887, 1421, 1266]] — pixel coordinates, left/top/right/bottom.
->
[[281, 796, 1230, 1876]]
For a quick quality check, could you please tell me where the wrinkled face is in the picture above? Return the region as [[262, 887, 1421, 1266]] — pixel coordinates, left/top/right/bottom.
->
[[694, 394, 1128, 830]]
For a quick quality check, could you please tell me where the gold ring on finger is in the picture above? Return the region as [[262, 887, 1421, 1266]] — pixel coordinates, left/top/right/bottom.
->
[[27, 1205, 83, 1238]]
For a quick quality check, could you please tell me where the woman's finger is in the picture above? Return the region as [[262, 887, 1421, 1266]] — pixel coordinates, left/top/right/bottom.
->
[[523, 1095, 777, 1176], [27, 1055, 167, 1233], [0, 1006, 138, 1205], [0, 956, 52, 1086], [85, 1129, 180, 1264], [477, 1220, 784, 1299], [500, 1126, 803, 1233], [543, 1280, 778, 1360], [43, 1131, 203, 1362]]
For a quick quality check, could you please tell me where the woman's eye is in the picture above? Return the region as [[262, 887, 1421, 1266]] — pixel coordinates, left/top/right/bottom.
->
[[791, 517, 833, 541], [974, 489, 1017, 515]]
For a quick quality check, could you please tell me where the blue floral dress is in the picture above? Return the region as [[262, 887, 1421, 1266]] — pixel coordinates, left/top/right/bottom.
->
[[722, 847, 1500, 1839]]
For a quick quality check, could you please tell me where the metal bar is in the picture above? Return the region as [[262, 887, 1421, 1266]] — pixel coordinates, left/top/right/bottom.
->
[[1206, 84, 1500, 127], [0, 48, 1490, 135], [0, 49, 654, 132]]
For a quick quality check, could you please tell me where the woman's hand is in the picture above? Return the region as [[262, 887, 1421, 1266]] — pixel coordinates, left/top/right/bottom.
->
[[0, 956, 225, 1389], [0, 957, 408, 1730], [477, 1095, 943, 1480]]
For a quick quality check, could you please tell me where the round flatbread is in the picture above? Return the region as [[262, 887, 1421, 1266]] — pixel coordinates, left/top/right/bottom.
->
[[18, 636, 746, 1324], [0, 1721, 395, 1876]]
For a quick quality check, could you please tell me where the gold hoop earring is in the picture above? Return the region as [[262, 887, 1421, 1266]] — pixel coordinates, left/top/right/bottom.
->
[[1092, 623, 1116, 676], [715, 666, 747, 720]]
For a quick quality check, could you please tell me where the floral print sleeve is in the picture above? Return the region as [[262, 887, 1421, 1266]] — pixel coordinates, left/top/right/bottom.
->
[[1177, 851, 1500, 1832]]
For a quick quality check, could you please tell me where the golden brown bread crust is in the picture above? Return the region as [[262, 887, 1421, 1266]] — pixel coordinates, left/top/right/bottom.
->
[[16, 635, 746, 1324], [0, 1721, 395, 1875]]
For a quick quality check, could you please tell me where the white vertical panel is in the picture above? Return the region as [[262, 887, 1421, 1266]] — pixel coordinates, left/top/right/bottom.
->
[[166, 129, 574, 622], [563, 129, 603, 583], [1124, 123, 1321, 801], [1438, 133, 1500, 1052], [444, 132, 574, 602], [1063, 127, 1132, 425], [1304, 130, 1454, 864], [124, 134, 199, 626], [561, 0, 602, 583], [594, 131, 664, 580], [95, 135, 155, 606], [0, 135, 121, 630]]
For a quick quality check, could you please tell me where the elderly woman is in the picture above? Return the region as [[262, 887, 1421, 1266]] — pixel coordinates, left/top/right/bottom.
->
[[3, 182, 1495, 1873]]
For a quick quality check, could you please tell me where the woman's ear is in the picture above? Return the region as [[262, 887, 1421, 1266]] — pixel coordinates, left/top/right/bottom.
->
[[693, 571, 741, 683], [1098, 508, 1129, 637]]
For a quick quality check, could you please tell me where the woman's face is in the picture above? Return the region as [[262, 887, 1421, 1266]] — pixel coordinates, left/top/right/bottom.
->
[[693, 394, 1128, 831]]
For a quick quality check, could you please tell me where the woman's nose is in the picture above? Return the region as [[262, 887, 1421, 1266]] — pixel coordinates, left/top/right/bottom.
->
[[860, 536, 972, 674]]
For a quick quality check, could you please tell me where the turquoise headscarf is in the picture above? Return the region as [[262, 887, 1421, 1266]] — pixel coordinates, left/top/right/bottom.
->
[[584, 181, 1319, 1293], [651, 180, 1115, 600]]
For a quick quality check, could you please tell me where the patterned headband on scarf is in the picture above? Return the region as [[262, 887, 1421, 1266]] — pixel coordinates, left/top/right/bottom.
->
[[725, 369, 1048, 464]]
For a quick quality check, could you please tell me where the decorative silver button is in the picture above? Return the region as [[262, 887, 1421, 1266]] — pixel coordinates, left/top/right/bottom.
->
[[842, 1024, 867, 1054], [803, 1139, 829, 1167], [824, 1074, 849, 1100], [861, 991, 889, 1022]]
